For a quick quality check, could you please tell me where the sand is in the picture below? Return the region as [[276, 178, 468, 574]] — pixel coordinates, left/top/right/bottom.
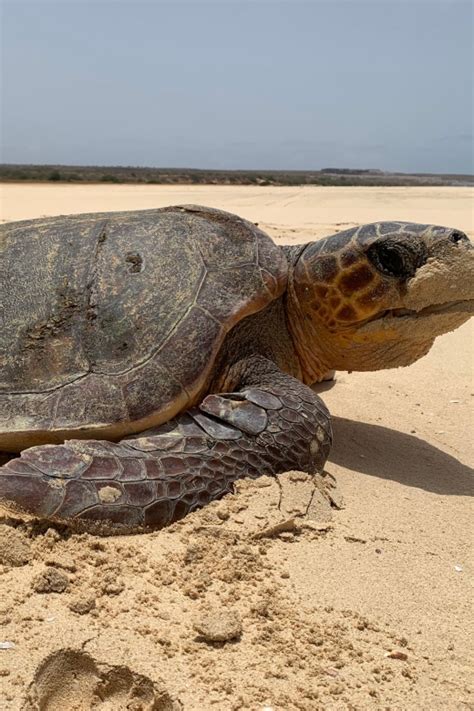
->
[[0, 185, 473, 710]]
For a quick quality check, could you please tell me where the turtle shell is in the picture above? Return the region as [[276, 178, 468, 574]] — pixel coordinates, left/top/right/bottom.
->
[[0, 205, 287, 451]]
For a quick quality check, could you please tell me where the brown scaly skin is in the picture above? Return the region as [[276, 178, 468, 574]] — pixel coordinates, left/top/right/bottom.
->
[[1, 216, 473, 533]]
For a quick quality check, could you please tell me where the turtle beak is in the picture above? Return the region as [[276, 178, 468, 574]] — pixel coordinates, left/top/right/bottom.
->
[[402, 230, 474, 314]]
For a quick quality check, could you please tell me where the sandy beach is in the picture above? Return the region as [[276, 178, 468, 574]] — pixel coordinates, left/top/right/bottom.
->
[[0, 184, 473, 710]]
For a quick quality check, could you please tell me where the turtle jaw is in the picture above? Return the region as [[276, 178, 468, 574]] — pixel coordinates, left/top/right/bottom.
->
[[288, 285, 474, 381], [355, 298, 473, 348], [379, 299, 474, 321]]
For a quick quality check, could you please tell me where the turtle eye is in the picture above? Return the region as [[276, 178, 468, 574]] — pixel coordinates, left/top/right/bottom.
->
[[449, 230, 467, 244], [367, 242, 415, 278], [376, 246, 406, 277]]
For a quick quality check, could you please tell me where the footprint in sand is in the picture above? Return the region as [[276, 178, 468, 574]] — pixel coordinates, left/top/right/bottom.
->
[[23, 649, 180, 711]]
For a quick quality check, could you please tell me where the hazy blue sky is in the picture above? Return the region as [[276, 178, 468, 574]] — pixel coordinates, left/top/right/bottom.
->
[[1, 0, 473, 172]]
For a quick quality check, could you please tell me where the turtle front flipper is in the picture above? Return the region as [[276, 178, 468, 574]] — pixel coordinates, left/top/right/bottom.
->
[[0, 367, 332, 534]]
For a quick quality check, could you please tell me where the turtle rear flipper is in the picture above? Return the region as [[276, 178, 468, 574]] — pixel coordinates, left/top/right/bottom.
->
[[0, 364, 332, 534]]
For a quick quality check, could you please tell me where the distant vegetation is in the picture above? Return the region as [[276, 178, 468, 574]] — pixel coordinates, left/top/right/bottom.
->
[[1, 164, 472, 187]]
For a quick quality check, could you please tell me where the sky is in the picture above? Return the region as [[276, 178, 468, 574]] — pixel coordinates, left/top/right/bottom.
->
[[1, 0, 473, 173]]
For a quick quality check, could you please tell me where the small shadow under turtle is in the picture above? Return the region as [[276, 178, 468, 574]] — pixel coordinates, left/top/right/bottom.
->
[[329, 417, 473, 496]]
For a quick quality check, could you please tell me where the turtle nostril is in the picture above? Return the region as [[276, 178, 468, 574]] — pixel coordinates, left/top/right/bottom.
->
[[450, 231, 467, 244]]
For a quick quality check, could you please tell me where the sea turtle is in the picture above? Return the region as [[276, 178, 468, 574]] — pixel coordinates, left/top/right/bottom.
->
[[1, 205, 473, 532]]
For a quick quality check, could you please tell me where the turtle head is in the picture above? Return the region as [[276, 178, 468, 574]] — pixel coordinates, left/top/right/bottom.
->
[[287, 222, 474, 382]]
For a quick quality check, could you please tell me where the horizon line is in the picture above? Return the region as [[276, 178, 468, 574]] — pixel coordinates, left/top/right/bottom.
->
[[1, 162, 473, 178]]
